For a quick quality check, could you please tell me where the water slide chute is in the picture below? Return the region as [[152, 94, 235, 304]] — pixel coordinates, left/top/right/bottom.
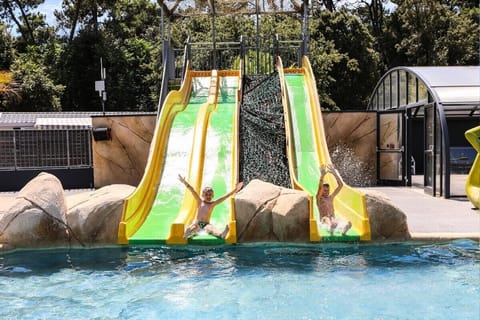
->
[[277, 56, 371, 241], [118, 64, 241, 245]]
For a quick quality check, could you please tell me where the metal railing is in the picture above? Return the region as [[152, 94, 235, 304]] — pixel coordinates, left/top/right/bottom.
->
[[173, 35, 305, 77], [157, 35, 305, 107]]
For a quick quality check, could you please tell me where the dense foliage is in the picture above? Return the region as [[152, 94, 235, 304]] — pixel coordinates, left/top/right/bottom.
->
[[0, 0, 478, 112]]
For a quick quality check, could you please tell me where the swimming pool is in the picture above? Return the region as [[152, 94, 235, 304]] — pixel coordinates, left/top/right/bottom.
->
[[1, 240, 479, 319]]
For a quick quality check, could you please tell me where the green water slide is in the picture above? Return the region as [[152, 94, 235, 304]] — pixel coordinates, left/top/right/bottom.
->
[[187, 73, 240, 245], [278, 56, 371, 242], [128, 81, 208, 244], [118, 68, 240, 245]]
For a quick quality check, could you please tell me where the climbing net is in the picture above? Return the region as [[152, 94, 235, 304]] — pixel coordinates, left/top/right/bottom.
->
[[239, 73, 291, 188]]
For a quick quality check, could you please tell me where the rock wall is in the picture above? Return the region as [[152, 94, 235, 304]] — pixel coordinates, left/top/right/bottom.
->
[[0, 174, 411, 251], [92, 115, 156, 188], [90, 112, 377, 188], [0, 173, 134, 251], [364, 190, 411, 240], [235, 180, 310, 242], [323, 111, 377, 186], [0, 172, 69, 249]]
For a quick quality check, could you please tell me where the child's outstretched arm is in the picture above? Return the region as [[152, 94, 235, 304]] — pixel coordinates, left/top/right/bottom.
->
[[316, 164, 328, 197], [178, 174, 201, 203], [328, 165, 344, 198], [212, 182, 244, 205]]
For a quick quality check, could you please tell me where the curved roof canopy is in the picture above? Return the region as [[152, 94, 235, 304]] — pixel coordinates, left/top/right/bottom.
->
[[368, 66, 480, 117]]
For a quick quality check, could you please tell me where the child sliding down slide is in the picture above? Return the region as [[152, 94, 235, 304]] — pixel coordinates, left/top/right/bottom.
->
[[178, 174, 243, 239], [316, 165, 352, 236]]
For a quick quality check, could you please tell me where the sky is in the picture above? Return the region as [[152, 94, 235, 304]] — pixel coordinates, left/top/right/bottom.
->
[[39, 0, 60, 25], [36, 0, 397, 26]]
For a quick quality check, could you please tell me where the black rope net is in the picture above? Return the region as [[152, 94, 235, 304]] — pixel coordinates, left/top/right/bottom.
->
[[239, 73, 291, 188]]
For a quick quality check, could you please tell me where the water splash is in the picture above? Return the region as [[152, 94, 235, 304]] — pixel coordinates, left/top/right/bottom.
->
[[331, 143, 376, 187]]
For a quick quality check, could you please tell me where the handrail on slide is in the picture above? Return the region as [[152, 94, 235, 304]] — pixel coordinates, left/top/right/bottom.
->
[[225, 66, 243, 244], [118, 62, 194, 244], [277, 56, 371, 241], [465, 126, 480, 209]]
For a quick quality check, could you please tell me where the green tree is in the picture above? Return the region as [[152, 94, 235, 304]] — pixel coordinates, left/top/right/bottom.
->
[[55, 0, 116, 41], [310, 9, 380, 110], [442, 5, 480, 65], [170, 14, 255, 71], [103, 37, 157, 111], [0, 23, 14, 69], [0, 0, 55, 52], [102, 0, 161, 111], [308, 35, 343, 110], [437, 0, 479, 9], [351, 0, 391, 70], [171, 16, 212, 46], [259, 14, 302, 40], [10, 52, 64, 111], [388, 0, 479, 65], [58, 29, 105, 111], [1, 2, 64, 112], [55, 0, 162, 111]]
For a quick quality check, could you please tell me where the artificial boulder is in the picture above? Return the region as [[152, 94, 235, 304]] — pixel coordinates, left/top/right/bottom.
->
[[364, 190, 411, 240], [0, 172, 69, 248], [0, 173, 135, 251], [66, 184, 134, 245], [235, 179, 310, 242]]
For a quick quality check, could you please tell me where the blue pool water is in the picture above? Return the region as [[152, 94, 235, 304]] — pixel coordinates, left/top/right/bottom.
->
[[1, 240, 479, 320]]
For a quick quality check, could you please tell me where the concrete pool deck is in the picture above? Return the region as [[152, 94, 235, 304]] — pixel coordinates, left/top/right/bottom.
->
[[1, 186, 479, 242], [361, 186, 480, 241]]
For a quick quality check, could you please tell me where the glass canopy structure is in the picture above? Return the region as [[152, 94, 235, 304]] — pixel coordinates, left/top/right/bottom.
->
[[368, 66, 480, 198]]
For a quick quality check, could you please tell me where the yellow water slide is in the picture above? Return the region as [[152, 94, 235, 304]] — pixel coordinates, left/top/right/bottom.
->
[[465, 126, 480, 209], [166, 71, 220, 244], [118, 64, 195, 244], [167, 70, 241, 245], [118, 64, 241, 245], [278, 56, 371, 241]]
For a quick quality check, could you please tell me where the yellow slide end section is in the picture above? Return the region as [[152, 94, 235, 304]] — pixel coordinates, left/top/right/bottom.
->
[[465, 126, 480, 209]]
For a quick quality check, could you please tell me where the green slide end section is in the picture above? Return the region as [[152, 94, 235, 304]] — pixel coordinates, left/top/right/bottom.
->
[[284, 74, 359, 241], [188, 76, 238, 245], [129, 77, 211, 245]]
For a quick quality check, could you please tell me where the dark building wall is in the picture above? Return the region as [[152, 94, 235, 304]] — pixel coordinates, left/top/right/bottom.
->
[[448, 118, 480, 147], [0, 168, 93, 192]]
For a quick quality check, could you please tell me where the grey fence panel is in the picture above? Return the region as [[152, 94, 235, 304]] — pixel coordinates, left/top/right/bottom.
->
[[68, 130, 92, 167], [0, 129, 92, 171], [0, 131, 15, 170]]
